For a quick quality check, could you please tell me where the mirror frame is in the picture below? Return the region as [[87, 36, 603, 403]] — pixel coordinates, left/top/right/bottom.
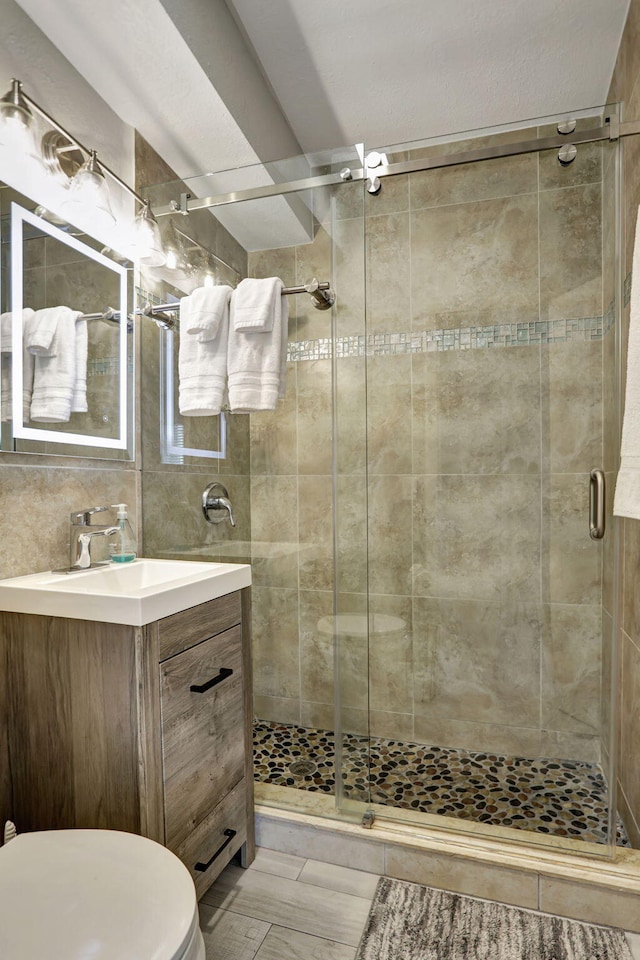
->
[[160, 325, 227, 461], [9, 202, 130, 451]]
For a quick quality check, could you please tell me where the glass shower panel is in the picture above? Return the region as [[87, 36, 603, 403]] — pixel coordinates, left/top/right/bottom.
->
[[354, 114, 620, 853], [141, 146, 369, 818]]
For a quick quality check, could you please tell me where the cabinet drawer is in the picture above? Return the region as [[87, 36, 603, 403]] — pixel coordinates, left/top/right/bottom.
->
[[173, 779, 247, 898], [158, 591, 242, 661], [161, 625, 244, 850]]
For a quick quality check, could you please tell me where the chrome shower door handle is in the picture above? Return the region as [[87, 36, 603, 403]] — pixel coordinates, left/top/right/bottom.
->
[[589, 468, 605, 540]]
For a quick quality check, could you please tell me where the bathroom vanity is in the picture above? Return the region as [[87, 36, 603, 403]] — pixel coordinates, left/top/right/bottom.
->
[[0, 560, 254, 897]]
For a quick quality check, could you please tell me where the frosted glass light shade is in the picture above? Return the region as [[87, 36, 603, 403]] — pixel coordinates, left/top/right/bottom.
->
[[61, 150, 116, 231], [131, 200, 166, 267]]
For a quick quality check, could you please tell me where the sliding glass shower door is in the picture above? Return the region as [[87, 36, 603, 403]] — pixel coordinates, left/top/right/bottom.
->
[[334, 113, 621, 853]]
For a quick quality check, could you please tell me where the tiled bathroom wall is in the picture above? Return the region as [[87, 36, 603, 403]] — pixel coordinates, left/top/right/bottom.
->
[[608, 0, 640, 847], [249, 128, 611, 766]]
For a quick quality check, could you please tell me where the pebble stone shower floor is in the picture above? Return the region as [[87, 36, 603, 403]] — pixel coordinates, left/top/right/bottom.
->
[[253, 721, 630, 847]]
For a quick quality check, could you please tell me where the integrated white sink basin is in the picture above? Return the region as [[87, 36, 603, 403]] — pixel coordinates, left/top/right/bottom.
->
[[0, 559, 252, 626]]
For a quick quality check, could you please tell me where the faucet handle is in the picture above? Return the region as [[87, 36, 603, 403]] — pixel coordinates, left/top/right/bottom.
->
[[70, 505, 110, 525]]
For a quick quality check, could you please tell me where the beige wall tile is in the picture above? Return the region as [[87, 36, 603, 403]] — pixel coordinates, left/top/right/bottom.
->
[[366, 355, 412, 474], [298, 475, 334, 592], [365, 212, 411, 334], [420, 346, 541, 476], [410, 194, 539, 330], [539, 729, 601, 764], [254, 695, 301, 726], [249, 372, 298, 476], [335, 358, 367, 475], [300, 589, 335, 707], [623, 518, 640, 643], [413, 715, 541, 758], [412, 597, 541, 729], [539, 878, 640, 933], [541, 340, 603, 474], [369, 710, 414, 741], [384, 847, 538, 909], [413, 475, 541, 601], [541, 474, 602, 605], [0, 463, 137, 578], [367, 475, 413, 596], [297, 360, 332, 475], [541, 603, 602, 737], [252, 585, 300, 701], [410, 151, 537, 209], [539, 183, 602, 322], [369, 594, 413, 717], [335, 475, 368, 595], [620, 633, 640, 833], [333, 218, 366, 339]]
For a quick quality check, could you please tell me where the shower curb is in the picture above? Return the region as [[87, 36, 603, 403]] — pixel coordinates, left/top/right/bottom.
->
[[255, 803, 640, 932]]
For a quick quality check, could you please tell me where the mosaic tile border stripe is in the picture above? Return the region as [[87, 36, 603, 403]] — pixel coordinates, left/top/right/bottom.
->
[[288, 307, 615, 362], [136, 286, 617, 362]]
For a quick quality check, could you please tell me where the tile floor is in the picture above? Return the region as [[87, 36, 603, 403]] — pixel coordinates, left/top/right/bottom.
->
[[254, 721, 630, 846], [200, 847, 640, 960]]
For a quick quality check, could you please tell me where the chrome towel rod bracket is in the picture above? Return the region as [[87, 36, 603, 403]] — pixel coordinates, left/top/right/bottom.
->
[[139, 277, 335, 329]]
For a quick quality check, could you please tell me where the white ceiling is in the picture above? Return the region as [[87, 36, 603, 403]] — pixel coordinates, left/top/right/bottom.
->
[[226, 0, 632, 152], [11, 0, 632, 249]]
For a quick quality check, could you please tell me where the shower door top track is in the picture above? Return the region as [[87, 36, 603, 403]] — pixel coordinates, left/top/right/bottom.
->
[[153, 114, 638, 217]]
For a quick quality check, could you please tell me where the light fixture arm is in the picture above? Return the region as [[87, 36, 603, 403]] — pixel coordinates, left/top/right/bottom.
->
[[15, 79, 147, 208]]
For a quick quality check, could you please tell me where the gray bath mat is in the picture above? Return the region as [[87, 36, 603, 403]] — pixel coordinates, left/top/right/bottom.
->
[[356, 877, 633, 959]]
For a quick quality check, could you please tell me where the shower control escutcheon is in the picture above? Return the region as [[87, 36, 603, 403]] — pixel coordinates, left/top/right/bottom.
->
[[202, 482, 236, 526]]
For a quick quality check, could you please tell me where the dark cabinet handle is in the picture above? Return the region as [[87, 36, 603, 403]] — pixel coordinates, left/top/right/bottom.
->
[[194, 828, 236, 872], [190, 667, 233, 694]]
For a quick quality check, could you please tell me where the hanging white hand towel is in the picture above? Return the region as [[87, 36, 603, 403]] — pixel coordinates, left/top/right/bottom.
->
[[24, 305, 62, 356], [227, 279, 288, 412], [232, 277, 282, 332], [72, 317, 88, 414], [29, 307, 83, 422], [615, 207, 640, 518], [183, 284, 232, 342], [178, 290, 229, 416], [1, 308, 35, 423]]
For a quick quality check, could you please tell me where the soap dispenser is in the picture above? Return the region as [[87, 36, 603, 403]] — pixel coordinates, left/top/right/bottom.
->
[[109, 503, 137, 563]]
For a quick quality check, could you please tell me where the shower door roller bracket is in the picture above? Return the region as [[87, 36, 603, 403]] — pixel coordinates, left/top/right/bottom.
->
[[169, 192, 192, 215], [362, 810, 375, 829]]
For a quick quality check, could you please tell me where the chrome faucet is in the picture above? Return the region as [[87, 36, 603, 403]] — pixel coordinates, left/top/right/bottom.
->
[[202, 482, 236, 527], [69, 506, 119, 569]]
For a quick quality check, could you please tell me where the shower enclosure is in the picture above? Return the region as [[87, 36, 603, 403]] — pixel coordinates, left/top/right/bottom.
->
[[141, 106, 623, 857]]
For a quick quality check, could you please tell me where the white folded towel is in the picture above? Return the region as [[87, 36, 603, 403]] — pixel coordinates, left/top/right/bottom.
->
[[24, 306, 63, 356], [72, 318, 88, 414], [615, 207, 640, 518], [30, 307, 84, 422], [232, 277, 283, 332], [227, 283, 289, 412], [1, 309, 35, 423], [183, 284, 232, 342], [179, 291, 228, 416]]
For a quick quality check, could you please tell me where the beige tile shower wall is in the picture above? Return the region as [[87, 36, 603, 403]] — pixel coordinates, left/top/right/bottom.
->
[[608, 0, 640, 847], [249, 139, 606, 763]]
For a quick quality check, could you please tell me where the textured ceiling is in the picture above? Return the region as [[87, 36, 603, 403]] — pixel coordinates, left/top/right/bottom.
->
[[227, 0, 631, 152]]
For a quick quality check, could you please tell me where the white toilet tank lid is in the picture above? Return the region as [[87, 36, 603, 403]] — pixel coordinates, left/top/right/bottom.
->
[[0, 829, 199, 960]]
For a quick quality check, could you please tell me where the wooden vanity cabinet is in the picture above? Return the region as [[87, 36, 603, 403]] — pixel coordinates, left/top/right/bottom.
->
[[0, 587, 254, 897]]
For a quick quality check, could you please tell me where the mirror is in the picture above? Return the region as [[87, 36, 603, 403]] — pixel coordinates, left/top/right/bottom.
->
[[160, 318, 227, 462], [0, 190, 134, 459]]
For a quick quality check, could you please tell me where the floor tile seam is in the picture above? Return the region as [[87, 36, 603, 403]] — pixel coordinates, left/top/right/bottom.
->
[[295, 873, 378, 900], [198, 900, 274, 944]]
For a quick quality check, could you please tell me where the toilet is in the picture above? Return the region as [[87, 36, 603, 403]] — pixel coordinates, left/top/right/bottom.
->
[[0, 828, 206, 959]]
